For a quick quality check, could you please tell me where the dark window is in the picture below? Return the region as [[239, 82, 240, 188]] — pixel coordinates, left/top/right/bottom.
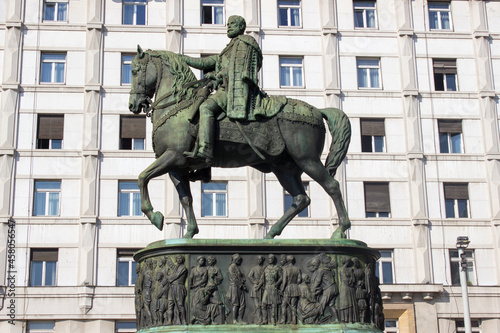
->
[[30, 249, 58, 286], [455, 319, 481, 333], [364, 182, 390, 217], [375, 250, 394, 284], [117, 249, 138, 286], [438, 119, 462, 153], [123, 0, 146, 25], [353, 1, 377, 28], [444, 183, 469, 218], [450, 250, 476, 286], [120, 116, 146, 150], [37, 115, 63, 149], [360, 118, 385, 152], [433, 59, 457, 91], [201, 0, 224, 25]]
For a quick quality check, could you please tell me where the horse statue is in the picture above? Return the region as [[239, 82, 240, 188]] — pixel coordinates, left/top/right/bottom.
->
[[128, 45, 351, 239]]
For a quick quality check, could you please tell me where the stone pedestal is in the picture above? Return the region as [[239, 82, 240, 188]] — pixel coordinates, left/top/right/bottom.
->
[[134, 239, 384, 333]]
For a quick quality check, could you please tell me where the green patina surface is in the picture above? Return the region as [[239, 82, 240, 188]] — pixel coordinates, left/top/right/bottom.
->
[[138, 323, 382, 333]]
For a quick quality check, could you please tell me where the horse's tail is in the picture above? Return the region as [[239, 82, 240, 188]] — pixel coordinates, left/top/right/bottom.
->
[[318, 107, 351, 177]]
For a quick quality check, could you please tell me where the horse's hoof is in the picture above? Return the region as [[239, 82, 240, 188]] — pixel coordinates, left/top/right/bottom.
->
[[183, 226, 199, 239], [330, 227, 346, 240], [151, 211, 164, 231], [264, 230, 276, 239]]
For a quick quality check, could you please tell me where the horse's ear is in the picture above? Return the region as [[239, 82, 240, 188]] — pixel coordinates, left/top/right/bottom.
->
[[137, 45, 145, 59]]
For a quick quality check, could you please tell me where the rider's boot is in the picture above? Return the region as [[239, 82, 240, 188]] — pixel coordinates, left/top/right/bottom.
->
[[184, 100, 215, 165]]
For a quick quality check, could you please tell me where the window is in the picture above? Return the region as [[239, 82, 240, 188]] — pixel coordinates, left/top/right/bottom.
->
[[123, 0, 146, 25], [43, 0, 68, 22], [450, 250, 476, 286], [433, 59, 457, 91], [30, 249, 57, 286], [278, 0, 301, 27], [375, 250, 394, 284], [364, 182, 390, 218], [280, 57, 304, 88], [438, 119, 462, 153], [456, 320, 481, 333], [201, 0, 224, 25], [284, 182, 309, 217], [429, 2, 452, 30], [27, 321, 55, 333], [117, 249, 138, 286], [121, 54, 134, 85], [202, 182, 227, 217], [116, 321, 137, 333], [384, 319, 399, 333], [357, 58, 380, 88], [40, 53, 66, 83], [444, 183, 469, 218], [119, 181, 142, 216], [360, 118, 385, 152], [34, 181, 61, 216], [353, 1, 377, 29], [37, 114, 63, 149], [120, 116, 146, 150]]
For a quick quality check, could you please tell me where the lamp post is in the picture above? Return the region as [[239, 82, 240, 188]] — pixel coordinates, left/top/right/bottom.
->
[[456, 236, 471, 333]]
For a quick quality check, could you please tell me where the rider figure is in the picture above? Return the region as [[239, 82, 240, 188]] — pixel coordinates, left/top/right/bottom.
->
[[181, 15, 263, 163]]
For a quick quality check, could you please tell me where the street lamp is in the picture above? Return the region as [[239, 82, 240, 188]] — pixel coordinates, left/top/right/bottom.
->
[[456, 236, 471, 333]]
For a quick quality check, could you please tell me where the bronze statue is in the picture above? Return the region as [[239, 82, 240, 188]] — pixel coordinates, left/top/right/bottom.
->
[[128, 15, 351, 240], [279, 255, 302, 324], [191, 283, 220, 325], [261, 254, 282, 325], [339, 257, 358, 323], [166, 255, 187, 325], [298, 273, 322, 324]]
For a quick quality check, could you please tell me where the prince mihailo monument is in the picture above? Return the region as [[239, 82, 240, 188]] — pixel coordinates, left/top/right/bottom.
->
[[128, 15, 384, 333]]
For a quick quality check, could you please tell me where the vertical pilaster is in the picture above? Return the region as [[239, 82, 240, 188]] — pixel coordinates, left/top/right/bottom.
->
[[247, 168, 266, 239], [166, 0, 183, 52], [164, 179, 182, 239], [77, 0, 104, 291]]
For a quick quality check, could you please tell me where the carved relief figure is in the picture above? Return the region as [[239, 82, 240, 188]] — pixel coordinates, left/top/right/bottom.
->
[[261, 254, 283, 325], [142, 259, 155, 327], [279, 255, 302, 324], [248, 255, 265, 324], [191, 283, 220, 325], [298, 273, 322, 324], [134, 262, 143, 328], [207, 255, 228, 323], [365, 261, 376, 324], [226, 253, 248, 324], [190, 256, 208, 291], [339, 257, 358, 323], [166, 255, 187, 325]]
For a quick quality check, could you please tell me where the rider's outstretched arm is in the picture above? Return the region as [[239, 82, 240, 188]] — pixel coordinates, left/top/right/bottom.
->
[[180, 54, 217, 71]]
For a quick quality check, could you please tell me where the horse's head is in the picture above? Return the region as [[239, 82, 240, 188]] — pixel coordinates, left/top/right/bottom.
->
[[128, 45, 157, 114]]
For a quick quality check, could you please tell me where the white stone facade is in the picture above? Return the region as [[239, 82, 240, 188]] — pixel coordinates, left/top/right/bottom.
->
[[1, 0, 500, 332]]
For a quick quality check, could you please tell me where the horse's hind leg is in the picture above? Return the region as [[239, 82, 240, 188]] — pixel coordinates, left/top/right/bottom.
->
[[265, 169, 310, 239], [296, 158, 350, 239], [169, 172, 199, 238], [138, 150, 188, 230]]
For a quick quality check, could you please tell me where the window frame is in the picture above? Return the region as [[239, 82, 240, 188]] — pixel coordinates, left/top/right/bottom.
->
[[201, 0, 225, 25], [30, 249, 58, 287], [121, 54, 135, 85], [279, 57, 305, 88], [357, 58, 381, 89], [443, 183, 469, 218], [428, 1, 453, 31], [360, 118, 386, 153], [353, 0, 378, 29], [117, 249, 138, 286], [118, 181, 142, 217], [43, 0, 68, 22], [33, 180, 61, 216], [40, 53, 66, 84], [284, 182, 309, 218], [384, 319, 399, 333], [375, 250, 394, 284], [37, 114, 64, 149], [438, 119, 463, 153], [120, 115, 146, 150], [122, 0, 147, 26], [450, 249, 477, 286], [27, 321, 56, 333], [433, 59, 457, 91], [277, 0, 302, 28], [364, 182, 391, 218], [201, 182, 228, 217], [455, 319, 481, 333], [116, 321, 137, 333]]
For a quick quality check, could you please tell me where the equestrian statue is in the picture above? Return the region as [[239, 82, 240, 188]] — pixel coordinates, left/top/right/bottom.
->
[[128, 15, 351, 240]]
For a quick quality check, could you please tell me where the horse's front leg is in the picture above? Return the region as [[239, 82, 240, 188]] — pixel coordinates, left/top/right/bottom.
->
[[169, 172, 199, 239], [138, 150, 188, 230]]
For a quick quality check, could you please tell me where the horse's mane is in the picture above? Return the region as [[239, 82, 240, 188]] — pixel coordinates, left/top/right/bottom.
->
[[146, 50, 198, 103]]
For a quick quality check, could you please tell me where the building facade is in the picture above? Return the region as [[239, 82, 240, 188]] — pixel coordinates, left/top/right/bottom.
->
[[1, 0, 500, 332]]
